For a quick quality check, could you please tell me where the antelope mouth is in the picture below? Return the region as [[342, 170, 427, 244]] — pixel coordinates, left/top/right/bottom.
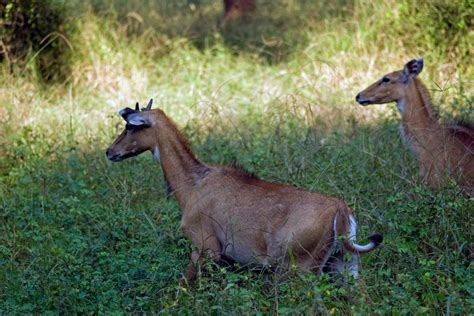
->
[[358, 100, 372, 106], [106, 150, 144, 162], [355, 93, 372, 106], [107, 153, 123, 162]]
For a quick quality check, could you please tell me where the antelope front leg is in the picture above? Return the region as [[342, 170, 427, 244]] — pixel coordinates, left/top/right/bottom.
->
[[183, 235, 222, 282], [185, 250, 201, 281]]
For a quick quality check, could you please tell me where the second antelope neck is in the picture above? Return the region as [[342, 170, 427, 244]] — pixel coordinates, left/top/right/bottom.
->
[[154, 112, 208, 206], [400, 79, 442, 142]]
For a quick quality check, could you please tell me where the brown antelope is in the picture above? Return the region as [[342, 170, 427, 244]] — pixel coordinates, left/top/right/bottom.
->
[[356, 58, 474, 195], [106, 99, 382, 281], [224, 0, 256, 21]]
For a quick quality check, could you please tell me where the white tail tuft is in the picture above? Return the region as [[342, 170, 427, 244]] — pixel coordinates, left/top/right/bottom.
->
[[343, 215, 383, 254]]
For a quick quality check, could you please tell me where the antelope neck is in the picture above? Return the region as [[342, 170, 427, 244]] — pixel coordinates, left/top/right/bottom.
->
[[152, 112, 207, 206], [398, 78, 448, 164], [399, 79, 440, 133]]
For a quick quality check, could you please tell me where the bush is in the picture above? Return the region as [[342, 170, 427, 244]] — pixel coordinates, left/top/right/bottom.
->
[[400, 0, 473, 61], [0, 0, 72, 81]]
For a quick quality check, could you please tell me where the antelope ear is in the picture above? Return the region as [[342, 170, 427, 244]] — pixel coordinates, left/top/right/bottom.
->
[[119, 107, 136, 120], [126, 112, 152, 126], [403, 58, 424, 78]]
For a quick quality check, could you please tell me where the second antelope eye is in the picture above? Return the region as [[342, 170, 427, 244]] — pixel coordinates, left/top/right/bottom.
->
[[382, 76, 391, 83]]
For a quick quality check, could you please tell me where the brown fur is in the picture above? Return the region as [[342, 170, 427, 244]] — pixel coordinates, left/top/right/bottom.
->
[[447, 123, 474, 152], [224, 0, 256, 21], [356, 59, 474, 195], [106, 107, 381, 280]]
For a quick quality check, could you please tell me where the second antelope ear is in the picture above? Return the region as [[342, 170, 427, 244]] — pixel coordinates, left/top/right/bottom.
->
[[403, 58, 424, 81], [126, 112, 152, 126]]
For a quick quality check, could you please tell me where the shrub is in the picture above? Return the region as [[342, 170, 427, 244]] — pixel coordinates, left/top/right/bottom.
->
[[0, 0, 72, 81], [400, 0, 473, 61]]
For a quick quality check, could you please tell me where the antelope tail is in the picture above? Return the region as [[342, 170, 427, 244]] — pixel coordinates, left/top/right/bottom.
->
[[343, 233, 383, 254], [335, 214, 383, 254]]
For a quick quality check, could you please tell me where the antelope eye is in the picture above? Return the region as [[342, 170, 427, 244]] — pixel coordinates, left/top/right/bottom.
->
[[382, 76, 391, 83]]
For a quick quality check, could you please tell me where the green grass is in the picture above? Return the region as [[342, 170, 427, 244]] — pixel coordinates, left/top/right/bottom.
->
[[1, 0, 473, 314]]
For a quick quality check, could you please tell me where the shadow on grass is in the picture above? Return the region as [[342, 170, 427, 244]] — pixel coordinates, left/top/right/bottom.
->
[[90, 0, 354, 64]]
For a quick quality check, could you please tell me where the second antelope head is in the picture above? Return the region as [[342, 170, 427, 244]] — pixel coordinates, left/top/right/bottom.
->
[[355, 58, 424, 112]]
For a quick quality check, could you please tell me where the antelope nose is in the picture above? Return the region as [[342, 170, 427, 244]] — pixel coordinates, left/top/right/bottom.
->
[[355, 93, 360, 101], [106, 149, 111, 157]]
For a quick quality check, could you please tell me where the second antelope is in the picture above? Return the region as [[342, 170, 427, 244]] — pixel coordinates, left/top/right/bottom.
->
[[356, 58, 474, 195], [106, 99, 382, 281]]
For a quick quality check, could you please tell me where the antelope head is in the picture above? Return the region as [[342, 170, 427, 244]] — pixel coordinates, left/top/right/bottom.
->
[[355, 58, 424, 110], [106, 99, 157, 162]]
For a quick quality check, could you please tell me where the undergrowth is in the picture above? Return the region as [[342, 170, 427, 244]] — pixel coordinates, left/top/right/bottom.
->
[[0, 0, 472, 314]]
